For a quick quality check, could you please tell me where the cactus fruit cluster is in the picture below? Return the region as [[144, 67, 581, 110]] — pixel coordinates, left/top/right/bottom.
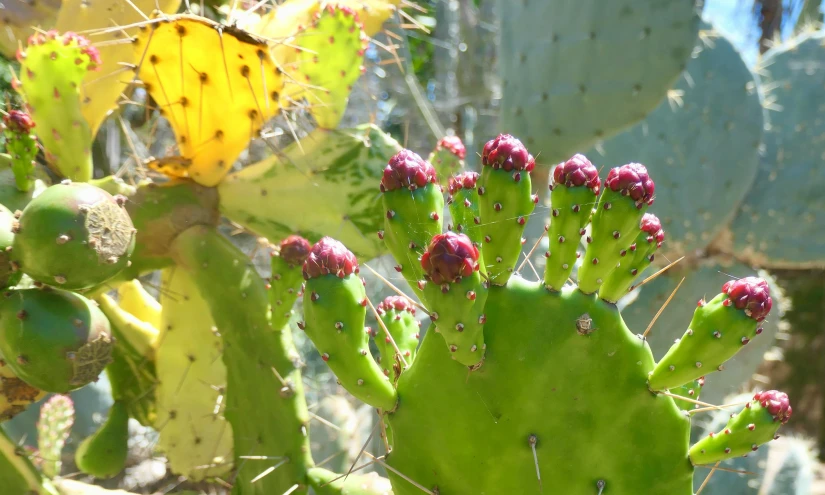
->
[[297, 134, 795, 494]]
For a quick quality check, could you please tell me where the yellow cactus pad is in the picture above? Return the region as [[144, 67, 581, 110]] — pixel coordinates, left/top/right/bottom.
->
[[116, 279, 162, 331], [134, 15, 285, 187], [156, 267, 232, 479], [251, 0, 401, 40], [55, 0, 181, 138]]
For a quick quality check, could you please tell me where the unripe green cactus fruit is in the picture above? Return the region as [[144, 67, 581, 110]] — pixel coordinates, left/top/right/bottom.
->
[[14, 31, 99, 182], [428, 135, 466, 180], [689, 391, 791, 465], [308, 467, 393, 495], [302, 237, 397, 410], [0, 204, 22, 290], [10, 181, 136, 290], [2, 110, 39, 192], [374, 296, 420, 382], [74, 400, 129, 479], [0, 288, 113, 393]]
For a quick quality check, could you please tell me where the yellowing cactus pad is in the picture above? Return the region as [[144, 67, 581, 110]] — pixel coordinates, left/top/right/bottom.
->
[[135, 16, 285, 187]]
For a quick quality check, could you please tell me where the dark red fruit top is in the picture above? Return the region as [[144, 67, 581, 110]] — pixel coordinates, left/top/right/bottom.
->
[[278, 235, 312, 266], [437, 135, 466, 159], [482, 134, 535, 172], [377, 295, 415, 315], [3, 110, 35, 134], [753, 390, 792, 424], [420, 232, 479, 284], [605, 163, 655, 206], [639, 214, 665, 248], [380, 150, 438, 192], [447, 172, 479, 195], [302, 237, 359, 279], [722, 276, 772, 322], [553, 154, 600, 193]]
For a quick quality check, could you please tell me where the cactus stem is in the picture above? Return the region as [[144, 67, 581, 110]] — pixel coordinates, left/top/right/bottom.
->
[[641, 276, 685, 339]]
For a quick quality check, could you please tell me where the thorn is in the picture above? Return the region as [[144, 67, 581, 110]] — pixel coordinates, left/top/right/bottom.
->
[[695, 461, 721, 494], [365, 296, 409, 368], [642, 277, 685, 339], [628, 256, 685, 293], [529, 435, 542, 492], [688, 400, 750, 415]]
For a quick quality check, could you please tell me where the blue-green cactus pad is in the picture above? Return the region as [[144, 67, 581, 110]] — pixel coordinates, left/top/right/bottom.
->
[[499, 0, 702, 164], [588, 23, 763, 255], [726, 31, 825, 268]]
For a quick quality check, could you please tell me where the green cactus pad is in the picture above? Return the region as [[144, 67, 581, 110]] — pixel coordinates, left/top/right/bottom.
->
[[155, 267, 232, 480], [96, 294, 158, 428], [307, 467, 393, 495], [269, 235, 312, 331], [374, 296, 420, 382], [0, 288, 113, 393], [380, 151, 444, 294], [543, 155, 601, 291], [621, 261, 784, 405], [498, 0, 701, 164], [588, 24, 764, 256], [288, 4, 368, 129], [74, 400, 129, 479], [428, 136, 466, 180], [689, 391, 791, 465], [478, 136, 536, 286], [171, 225, 312, 495], [11, 181, 136, 290], [384, 278, 693, 494], [2, 110, 39, 193], [598, 213, 664, 303], [649, 277, 773, 392], [15, 31, 99, 182], [0, 204, 22, 290], [577, 166, 654, 294], [37, 394, 74, 477], [726, 31, 825, 268], [219, 124, 399, 260], [303, 238, 397, 410]]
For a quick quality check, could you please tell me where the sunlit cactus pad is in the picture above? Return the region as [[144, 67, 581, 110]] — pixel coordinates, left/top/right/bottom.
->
[[298, 134, 793, 495]]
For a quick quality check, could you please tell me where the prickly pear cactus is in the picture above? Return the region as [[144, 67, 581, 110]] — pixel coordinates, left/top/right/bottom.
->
[[10, 181, 136, 290], [54, 0, 181, 137], [14, 31, 100, 182], [36, 395, 74, 478], [155, 267, 232, 479], [621, 261, 786, 405], [589, 23, 764, 255], [283, 4, 368, 128], [133, 15, 285, 187], [499, 1, 703, 165], [297, 135, 794, 494], [0, 288, 113, 394], [724, 30, 825, 268], [219, 124, 401, 258], [428, 136, 466, 181], [2, 110, 39, 193]]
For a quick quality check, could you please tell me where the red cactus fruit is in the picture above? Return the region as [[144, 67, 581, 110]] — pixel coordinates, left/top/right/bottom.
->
[[278, 235, 312, 267], [481, 134, 535, 172], [753, 390, 792, 424], [3, 110, 36, 134], [302, 237, 359, 279], [420, 232, 480, 284], [380, 150, 438, 192], [640, 214, 665, 248], [447, 172, 479, 196], [605, 163, 655, 206], [721, 276, 772, 322], [377, 295, 416, 315], [552, 154, 600, 193], [436, 135, 466, 160]]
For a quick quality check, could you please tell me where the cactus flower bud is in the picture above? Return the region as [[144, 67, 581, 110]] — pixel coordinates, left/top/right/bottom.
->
[[605, 163, 655, 206], [303, 237, 359, 279], [552, 154, 600, 193], [722, 277, 772, 322], [380, 150, 438, 192], [420, 232, 480, 284], [481, 134, 535, 172]]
